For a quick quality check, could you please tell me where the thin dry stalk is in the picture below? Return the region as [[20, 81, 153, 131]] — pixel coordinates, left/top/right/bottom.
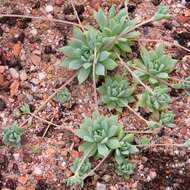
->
[[70, 0, 85, 31], [30, 113, 74, 133], [138, 38, 190, 54], [19, 73, 77, 128], [92, 48, 99, 115], [0, 14, 83, 28]]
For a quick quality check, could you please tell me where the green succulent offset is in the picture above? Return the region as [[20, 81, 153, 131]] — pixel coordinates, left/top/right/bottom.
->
[[95, 6, 140, 57], [70, 158, 91, 177], [66, 173, 84, 188], [134, 45, 177, 86], [153, 6, 170, 21], [3, 124, 23, 147], [59, 27, 117, 83], [180, 76, 190, 96], [54, 87, 71, 104], [20, 103, 30, 114], [160, 111, 174, 128], [98, 76, 135, 112], [138, 86, 171, 119], [76, 114, 124, 157], [116, 159, 134, 177], [115, 134, 139, 163]]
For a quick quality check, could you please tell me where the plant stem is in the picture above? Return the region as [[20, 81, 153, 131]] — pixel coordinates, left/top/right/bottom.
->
[[136, 143, 185, 148], [82, 151, 111, 180], [138, 38, 190, 54], [75, 145, 95, 174], [92, 48, 99, 115], [19, 73, 77, 128], [121, 18, 153, 35], [42, 111, 57, 138], [118, 56, 154, 94], [70, 0, 85, 31], [34, 73, 77, 114], [169, 76, 190, 84], [0, 14, 83, 28], [29, 113, 74, 133], [126, 104, 149, 125], [125, 130, 153, 134]]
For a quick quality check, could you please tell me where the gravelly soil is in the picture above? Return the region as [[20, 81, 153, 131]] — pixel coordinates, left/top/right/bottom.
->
[[0, 0, 190, 190]]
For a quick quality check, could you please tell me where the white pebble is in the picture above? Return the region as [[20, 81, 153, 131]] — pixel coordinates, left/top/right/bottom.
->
[[30, 28, 38, 36], [61, 161, 66, 168], [33, 166, 42, 176], [9, 68, 19, 79], [13, 153, 20, 161], [46, 5, 53, 13], [38, 72, 46, 80], [19, 70, 28, 81]]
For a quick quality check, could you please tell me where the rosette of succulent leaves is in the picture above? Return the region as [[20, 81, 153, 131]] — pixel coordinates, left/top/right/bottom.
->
[[54, 3, 184, 189], [138, 86, 174, 128], [59, 4, 142, 84], [97, 76, 135, 112], [174, 76, 190, 96], [133, 44, 177, 87], [3, 124, 23, 147], [67, 114, 139, 187]]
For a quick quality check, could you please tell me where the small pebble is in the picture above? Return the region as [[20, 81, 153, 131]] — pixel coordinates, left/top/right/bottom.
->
[[33, 166, 42, 176], [61, 161, 66, 168], [149, 171, 157, 179], [30, 28, 38, 36], [13, 153, 20, 161], [96, 182, 106, 190], [38, 72, 46, 80], [19, 70, 28, 81], [46, 5, 54, 13], [9, 68, 19, 79], [102, 174, 111, 182], [0, 66, 5, 73], [31, 78, 39, 85]]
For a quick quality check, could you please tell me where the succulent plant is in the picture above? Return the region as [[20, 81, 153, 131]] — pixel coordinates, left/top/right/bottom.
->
[[59, 27, 117, 83], [95, 6, 140, 57], [147, 120, 159, 129], [3, 124, 23, 147], [76, 113, 124, 157], [97, 76, 135, 112], [66, 173, 84, 188], [20, 103, 30, 114], [179, 76, 190, 96], [54, 87, 71, 104], [184, 139, 190, 147], [153, 6, 170, 21], [138, 86, 171, 119], [67, 158, 91, 188], [160, 111, 174, 128], [116, 159, 134, 177], [134, 44, 177, 86], [70, 158, 91, 177], [115, 134, 139, 163], [137, 136, 150, 145]]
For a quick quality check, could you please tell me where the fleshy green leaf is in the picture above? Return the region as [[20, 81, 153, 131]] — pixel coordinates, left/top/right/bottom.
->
[[78, 68, 91, 84], [184, 139, 190, 147], [95, 9, 107, 29], [99, 51, 110, 62], [98, 144, 109, 156], [20, 104, 30, 114], [106, 138, 120, 149], [153, 6, 170, 21], [96, 64, 105, 76]]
